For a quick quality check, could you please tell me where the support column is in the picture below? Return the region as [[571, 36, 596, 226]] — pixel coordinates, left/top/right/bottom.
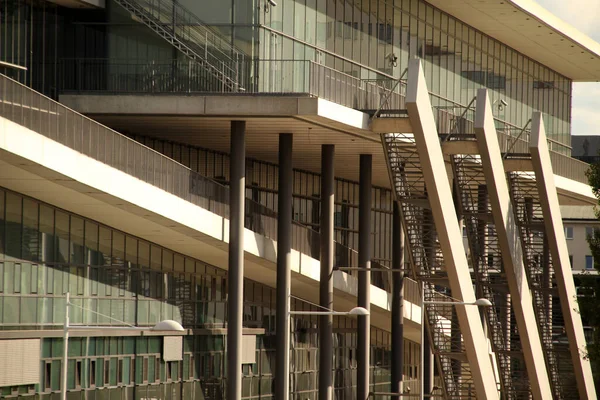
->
[[275, 133, 293, 400], [530, 112, 597, 399], [474, 89, 552, 400], [422, 320, 433, 396], [391, 202, 404, 400], [406, 59, 498, 400], [319, 144, 335, 400], [358, 154, 372, 400], [422, 205, 435, 397], [227, 120, 246, 400]]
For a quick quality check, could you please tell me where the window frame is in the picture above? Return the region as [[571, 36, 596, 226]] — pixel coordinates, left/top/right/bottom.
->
[[565, 226, 574, 240]]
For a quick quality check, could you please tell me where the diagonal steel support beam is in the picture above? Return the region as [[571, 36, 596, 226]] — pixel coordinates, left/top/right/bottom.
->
[[530, 112, 597, 400], [474, 89, 553, 400], [406, 59, 499, 400]]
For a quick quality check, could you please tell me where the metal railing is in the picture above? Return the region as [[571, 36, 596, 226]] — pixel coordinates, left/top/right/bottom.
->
[[58, 56, 588, 184], [0, 72, 422, 298], [59, 58, 404, 111], [432, 101, 589, 184], [113, 0, 248, 91]]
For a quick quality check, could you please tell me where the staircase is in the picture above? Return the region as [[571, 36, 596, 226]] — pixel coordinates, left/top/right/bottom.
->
[[506, 162, 579, 399], [449, 140, 531, 400], [113, 0, 247, 92], [382, 131, 477, 399]]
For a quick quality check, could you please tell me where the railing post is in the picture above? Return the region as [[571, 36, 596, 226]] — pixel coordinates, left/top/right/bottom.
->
[[391, 202, 404, 400], [222, 61, 225, 92]]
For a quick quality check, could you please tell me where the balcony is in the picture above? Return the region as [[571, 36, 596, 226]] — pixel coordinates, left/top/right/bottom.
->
[[59, 57, 590, 187], [0, 72, 423, 307]]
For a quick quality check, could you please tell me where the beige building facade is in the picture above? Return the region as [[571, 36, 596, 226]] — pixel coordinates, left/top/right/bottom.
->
[[562, 206, 600, 274]]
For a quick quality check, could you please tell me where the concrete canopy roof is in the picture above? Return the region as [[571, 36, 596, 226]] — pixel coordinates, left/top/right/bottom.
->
[[424, 0, 600, 81]]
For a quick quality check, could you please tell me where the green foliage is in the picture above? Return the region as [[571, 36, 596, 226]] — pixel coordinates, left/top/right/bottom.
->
[[584, 161, 600, 388], [586, 161, 600, 204], [575, 275, 600, 388]]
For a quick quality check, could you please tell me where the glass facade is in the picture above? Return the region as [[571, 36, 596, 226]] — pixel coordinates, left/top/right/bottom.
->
[[0, 0, 574, 150], [129, 134, 396, 291], [0, 0, 106, 98], [0, 186, 421, 398], [191, 0, 573, 148]]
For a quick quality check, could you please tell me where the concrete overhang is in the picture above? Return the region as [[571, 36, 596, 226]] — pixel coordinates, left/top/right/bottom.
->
[[46, 0, 105, 8], [60, 93, 594, 205], [424, 0, 600, 81], [0, 115, 424, 339], [60, 94, 391, 187]]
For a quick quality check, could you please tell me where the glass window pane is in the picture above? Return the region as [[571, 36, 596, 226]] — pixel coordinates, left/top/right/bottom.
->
[[70, 217, 84, 265], [5, 193, 22, 259], [85, 221, 99, 266], [55, 211, 69, 264], [23, 198, 39, 261], [40, 205, 55, 263], [0, 189, 4, 257]]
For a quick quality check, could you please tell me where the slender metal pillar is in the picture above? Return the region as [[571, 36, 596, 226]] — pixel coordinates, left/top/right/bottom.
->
[[421, 204, 435, 398], [422, 323, 433, 397], [391, 202, 404, 400], [227, 120, 246, 400], [319, 144, 335, 400], [358, 154, 372, 400], [61, 293, 70, 400], [275, 134, 293, 400]]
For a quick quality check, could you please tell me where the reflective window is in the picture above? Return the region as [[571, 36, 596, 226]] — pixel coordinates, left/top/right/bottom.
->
[[0, 185, 418, 399]]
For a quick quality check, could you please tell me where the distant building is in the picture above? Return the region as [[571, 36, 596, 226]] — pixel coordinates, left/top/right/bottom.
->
[[572, 136, 600, 164], [561, 206, 599, 275]]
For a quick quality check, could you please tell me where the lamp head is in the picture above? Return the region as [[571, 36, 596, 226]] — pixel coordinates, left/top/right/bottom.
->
[[348, 307, 370, 316], [473, 298, 493, 307], [152, 320, 185, 331]]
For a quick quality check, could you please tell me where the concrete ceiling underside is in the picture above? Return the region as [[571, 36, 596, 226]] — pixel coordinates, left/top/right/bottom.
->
[[90, 113, 594, 205], [92, 115, 394, 188]]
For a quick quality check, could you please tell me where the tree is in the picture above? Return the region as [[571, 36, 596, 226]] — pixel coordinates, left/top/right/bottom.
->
[[581, 162, 600, 387]]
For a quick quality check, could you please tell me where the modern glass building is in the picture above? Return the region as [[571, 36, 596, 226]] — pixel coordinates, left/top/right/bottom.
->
[[0, 0, 599, 399]]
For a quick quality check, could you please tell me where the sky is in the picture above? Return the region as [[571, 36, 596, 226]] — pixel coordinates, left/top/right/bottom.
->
[[536, 0, 600, 135]]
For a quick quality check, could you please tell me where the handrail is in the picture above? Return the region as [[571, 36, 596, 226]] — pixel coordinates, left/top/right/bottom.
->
[[429, 90, 571, 151], [259, 24, 398, 81], [59, 56, 582, 180], [0, 72, 420, 296], [258, 25, 572, 152]]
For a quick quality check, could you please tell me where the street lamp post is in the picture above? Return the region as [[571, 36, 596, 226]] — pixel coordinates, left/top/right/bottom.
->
[[420, 293, 492, 400], [287, 306, 369, 399], [61, 293, 185, 400]]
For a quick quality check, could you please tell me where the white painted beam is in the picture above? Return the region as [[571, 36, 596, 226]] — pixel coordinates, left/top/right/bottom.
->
[[530, 112, 597, 400], [406, 59, 499, 400], [474, 89, 552, 400]]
